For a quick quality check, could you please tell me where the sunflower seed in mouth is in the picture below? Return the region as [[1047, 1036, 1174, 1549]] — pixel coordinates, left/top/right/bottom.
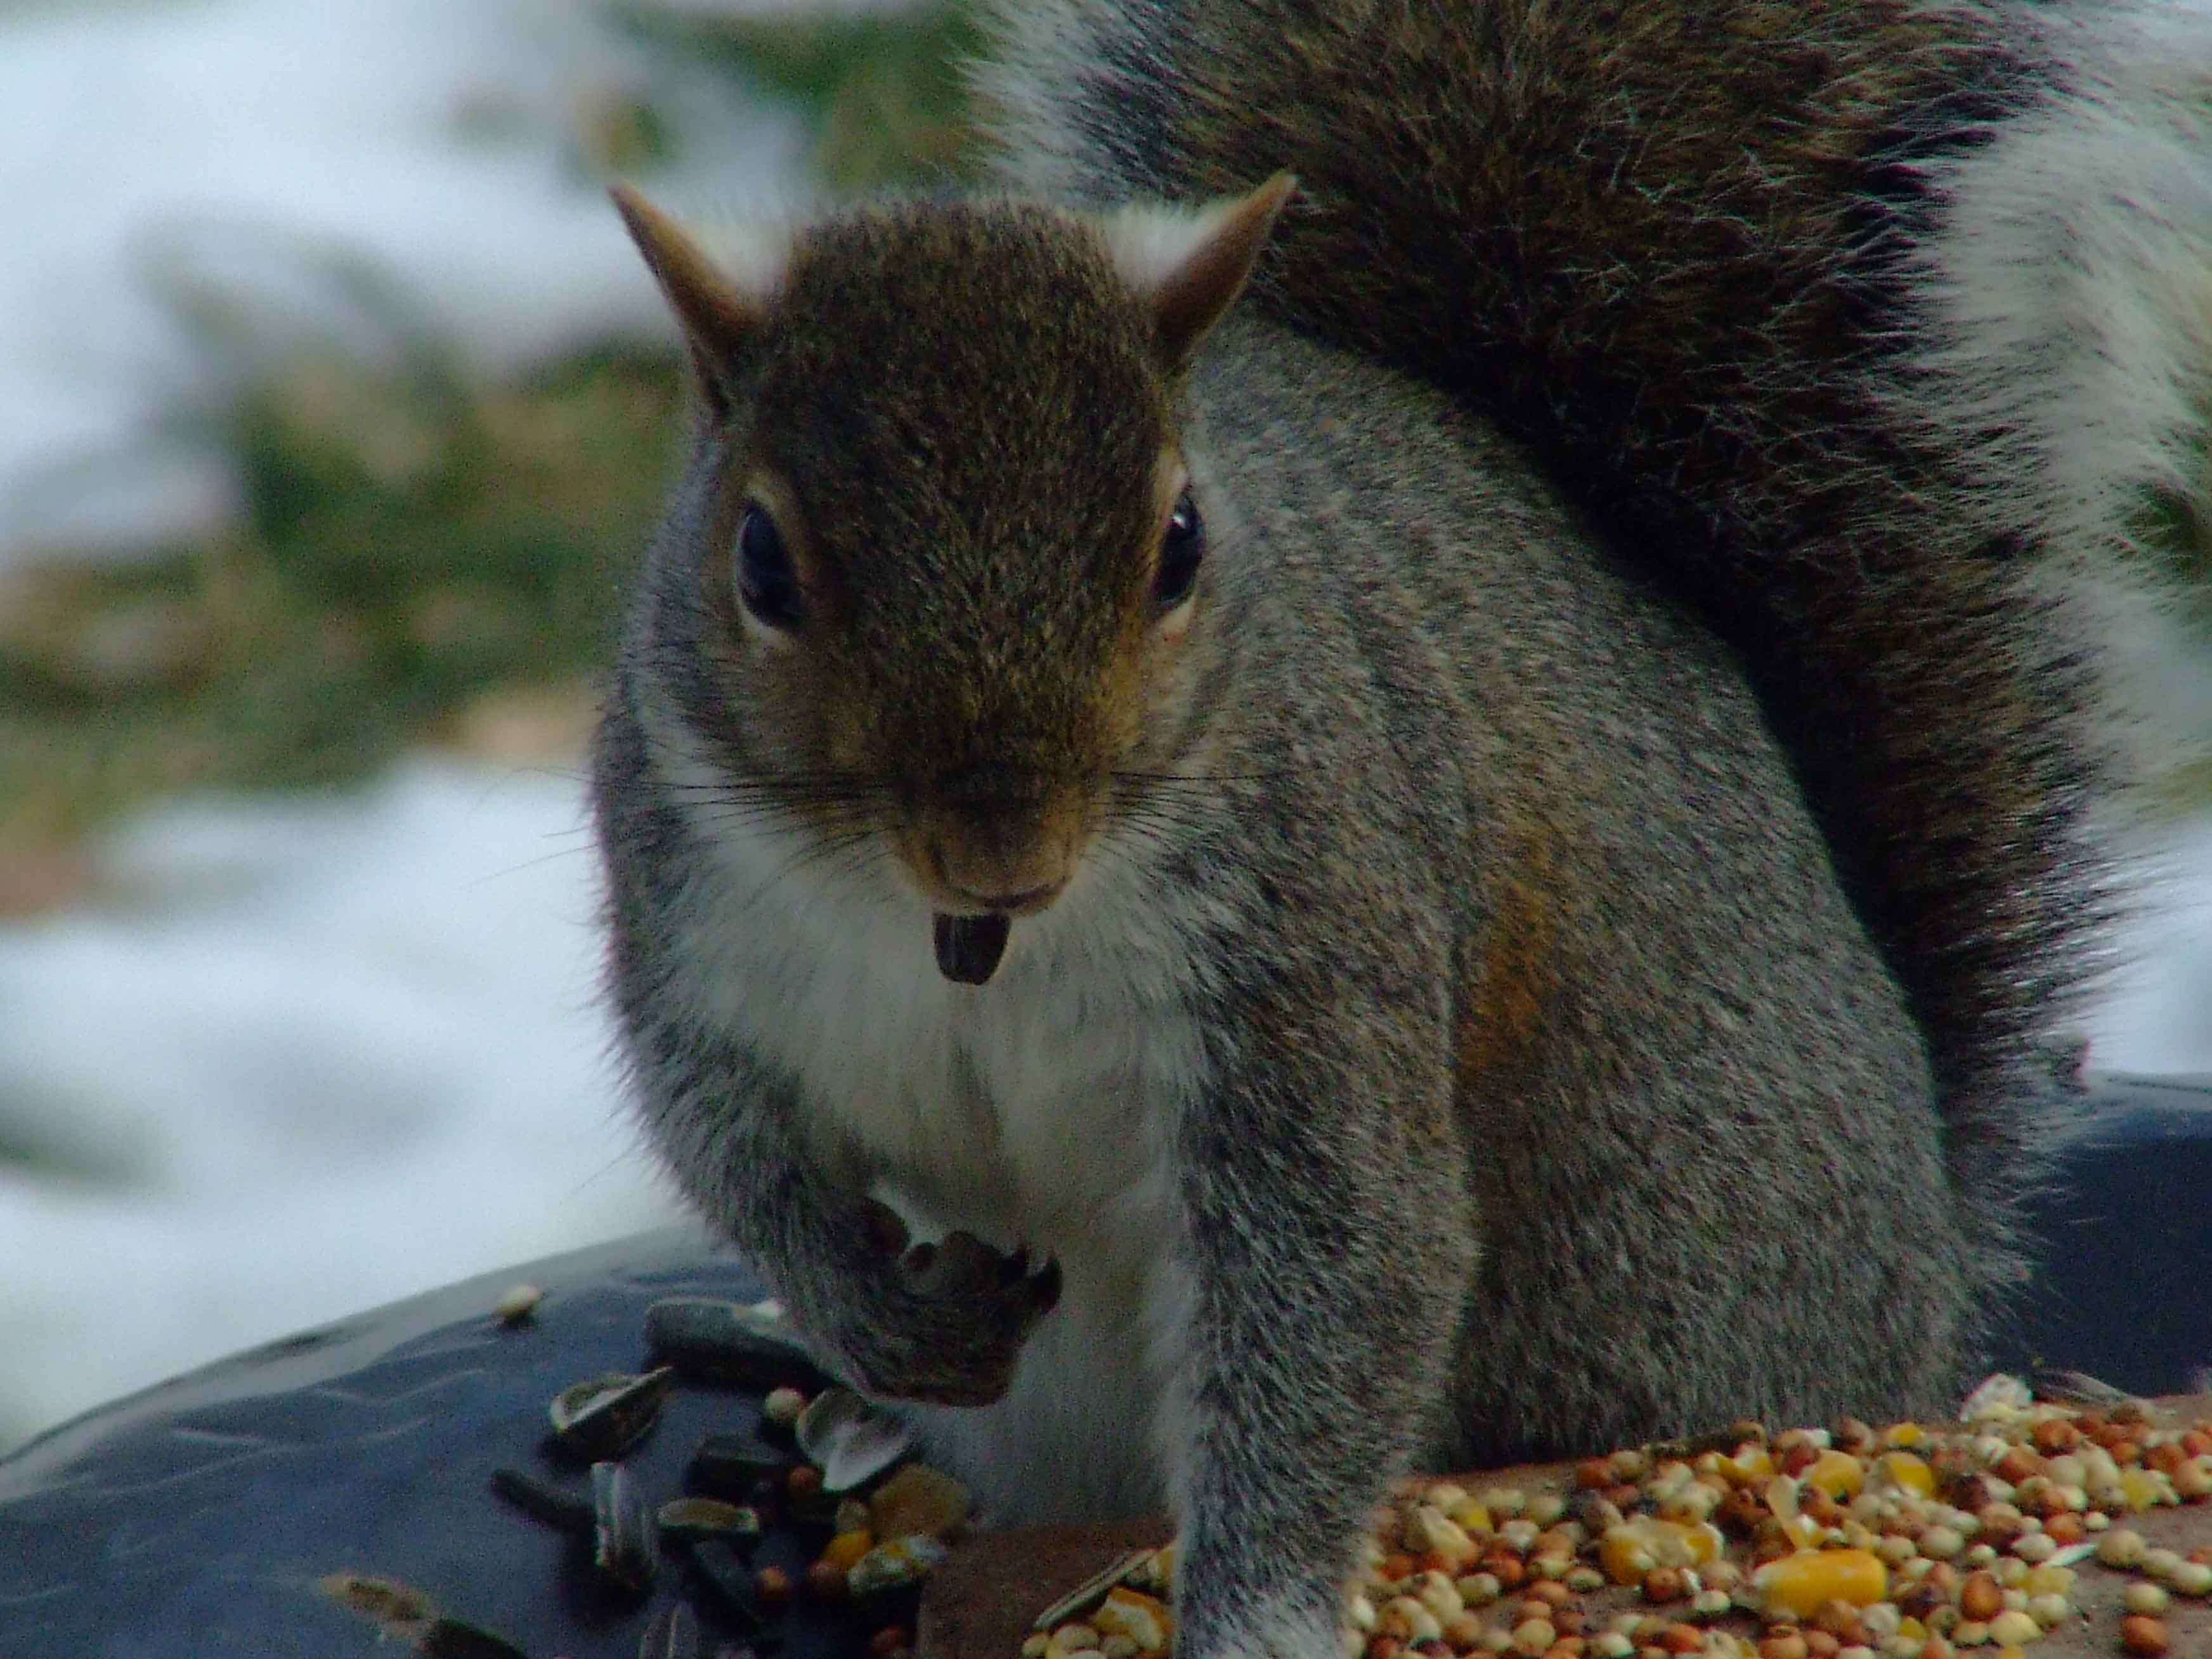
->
[[932, 913, 1008, 984]]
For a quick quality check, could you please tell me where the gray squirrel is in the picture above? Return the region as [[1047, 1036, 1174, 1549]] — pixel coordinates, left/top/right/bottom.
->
[[592, 1, 2211, 1653]]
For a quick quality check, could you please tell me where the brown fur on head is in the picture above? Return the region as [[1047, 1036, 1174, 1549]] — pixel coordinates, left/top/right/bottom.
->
[[613, 179, 1291, 919]]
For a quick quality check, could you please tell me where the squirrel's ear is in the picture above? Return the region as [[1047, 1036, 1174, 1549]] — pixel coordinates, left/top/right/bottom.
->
[[1105, 172, 1296, 367], [611, 185, 782, 413]]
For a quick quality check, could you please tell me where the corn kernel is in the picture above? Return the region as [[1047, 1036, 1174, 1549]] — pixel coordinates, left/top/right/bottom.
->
[[822, 1530, 875, 1570], [1871, 1453, 1936, 1498], [1407, 1506, 1480, 1566], [1449, 1501, 1495, 1535], [1599, 1518, 1723, 1585], [1754, 1549, 1889, 1619], [1719, 1447, 1777, 1486], [1806, 1452, 1868, 1499], [1883, 1423, 1927, 1449], [2118, 1470, 2168, 1511], [1093, 1587, 1174, 1653]]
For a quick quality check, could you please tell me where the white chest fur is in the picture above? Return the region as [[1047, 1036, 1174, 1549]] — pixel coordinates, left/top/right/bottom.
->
[[649, 728, 1221, 1518]]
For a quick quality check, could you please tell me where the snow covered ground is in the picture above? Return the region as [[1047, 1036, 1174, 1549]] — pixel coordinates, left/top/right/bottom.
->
[[0, 758, 685, 1450], [0, 0, 807, 569], [0, 0, 2206, 1456]]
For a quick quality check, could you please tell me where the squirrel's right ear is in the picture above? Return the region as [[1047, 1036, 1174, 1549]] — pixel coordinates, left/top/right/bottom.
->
[[611, 185, 781, 413], [1103, 172, 1296, 367]]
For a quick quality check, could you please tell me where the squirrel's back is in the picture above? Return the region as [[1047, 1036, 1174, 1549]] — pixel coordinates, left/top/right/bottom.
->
[[977, 0, 2212, 1273]]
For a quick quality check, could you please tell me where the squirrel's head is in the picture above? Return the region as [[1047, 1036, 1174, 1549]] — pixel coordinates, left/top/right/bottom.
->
[[613, 177, 1292, 984]]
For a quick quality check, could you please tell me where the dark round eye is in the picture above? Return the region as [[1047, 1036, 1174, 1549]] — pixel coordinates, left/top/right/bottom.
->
[[1154, 488, 1205, 613], [736, 500, 803, 630]]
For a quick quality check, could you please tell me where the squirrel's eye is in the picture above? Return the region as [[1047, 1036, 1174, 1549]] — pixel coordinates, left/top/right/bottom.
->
[[1154, 488, 1205, 613], [736, 501, 803, 630]]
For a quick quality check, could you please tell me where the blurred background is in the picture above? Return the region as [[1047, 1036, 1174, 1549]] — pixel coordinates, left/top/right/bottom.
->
[[0, 0, 2206, 1456]]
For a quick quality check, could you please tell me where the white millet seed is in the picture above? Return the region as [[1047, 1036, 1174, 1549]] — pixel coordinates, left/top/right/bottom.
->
[[2026, 1592, 2071, 1629], [2097, 1528, 2149, 1568], [1348, 1595, 1376, 1631], [1457, 1573, 1502, 1606], [1526, 1492, 1567, 1526], [1410, 1570, 1463, 1621], [492, 1283, 542, 1324], [1917, 1525, 1965, 1559], [1589, 1636, 1636, 1659], [1498, 1519, 1540, 1552], [1691, 1589, 1731, 1620], [1951, 1620, 1989, 1646], [1962, 1543, 1998, 1567], [2085, 1509, 2112, 1530], [1986, 1610, 2040, 1646], [1859, 1603, 1903, 1638], [1380, 1597, 1441, 1644], [2143, 1547, 2183, 1579], [1478, 1629, 1514, 1655], [1479, 1487, 1526, 1518], [2010, 1530, 2056, 1563], [1509, 1617, 1555, 1656], [1876, 1535, 1918, 1566], [2124, 1582, 2170, 1615], [762, 1386, 808, 1428], [1565, 1567, 1606, 1593], [2171, 1561, 2212, 1596]]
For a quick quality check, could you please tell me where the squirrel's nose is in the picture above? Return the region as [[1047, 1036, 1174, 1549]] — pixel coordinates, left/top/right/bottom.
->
[[945, 877, 1069, 917], [902, 784, 1084, 916]]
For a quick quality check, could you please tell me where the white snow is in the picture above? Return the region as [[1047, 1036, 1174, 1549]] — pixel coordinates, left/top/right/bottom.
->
[[2093, 817, 2212, 1077], [0, 0, 806, 568], [0, 759, 686, 1450]]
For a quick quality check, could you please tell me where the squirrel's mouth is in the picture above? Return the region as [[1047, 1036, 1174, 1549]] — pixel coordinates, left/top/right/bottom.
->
[[933, 913, 1011, 984]]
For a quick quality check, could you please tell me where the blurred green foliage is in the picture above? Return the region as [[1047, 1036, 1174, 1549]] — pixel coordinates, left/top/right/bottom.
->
[[0, 351, 680, 848], [0, 3, 984, 879], [614, 2, 987, 188]]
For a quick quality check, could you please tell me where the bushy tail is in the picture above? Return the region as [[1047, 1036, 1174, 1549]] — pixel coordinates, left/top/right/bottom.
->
[[975, 0, 2212, 1288]]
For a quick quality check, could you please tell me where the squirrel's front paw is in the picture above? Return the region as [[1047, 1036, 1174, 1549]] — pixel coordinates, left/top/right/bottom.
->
[[838, 1214, 1061, 1407]]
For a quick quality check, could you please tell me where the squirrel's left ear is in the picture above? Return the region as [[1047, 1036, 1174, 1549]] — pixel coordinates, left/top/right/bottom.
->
[[611, 185, 784, 414], [1103, 172, 1296, 367]]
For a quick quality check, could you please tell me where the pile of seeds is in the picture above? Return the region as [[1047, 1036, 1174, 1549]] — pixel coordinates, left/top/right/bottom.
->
[[1025, 1381, 2211, 1659]]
